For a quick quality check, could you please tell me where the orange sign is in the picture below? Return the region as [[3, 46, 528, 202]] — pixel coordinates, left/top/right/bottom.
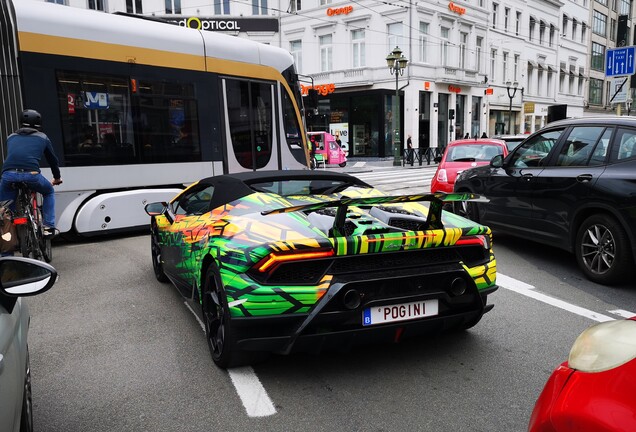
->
[[301, 83, 336, 96], [484, 88, 494, 95], [424, 82, 430, 90], [448, 85, 462, 93], [327, 6, 353, 16], [448, 2, 466, 15]]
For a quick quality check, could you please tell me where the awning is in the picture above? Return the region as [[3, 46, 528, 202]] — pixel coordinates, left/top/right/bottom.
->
[[527, 60, 537, 68]]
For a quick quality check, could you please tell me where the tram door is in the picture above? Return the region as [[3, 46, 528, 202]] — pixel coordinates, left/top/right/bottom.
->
[[222, 78, 281, 173]]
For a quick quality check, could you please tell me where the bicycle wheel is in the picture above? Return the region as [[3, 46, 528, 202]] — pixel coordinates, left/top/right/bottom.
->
[[17, 224, 33, 258], [33, 205, 51, 262]]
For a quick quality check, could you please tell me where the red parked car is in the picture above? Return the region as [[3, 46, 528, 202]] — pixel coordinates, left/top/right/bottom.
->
[[430, 138, 508, 193], [529, 317, 636, 432]]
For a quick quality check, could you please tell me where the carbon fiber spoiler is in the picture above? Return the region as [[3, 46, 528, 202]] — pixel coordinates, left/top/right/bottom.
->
[[261, 192, 486, 234]]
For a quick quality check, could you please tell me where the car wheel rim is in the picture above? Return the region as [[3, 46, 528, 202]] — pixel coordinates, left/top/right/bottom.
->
[[151, 231, 162, 273], [24, 355, 33, 432], [204, 284, 225, 358], [581, 223, 616, 275]]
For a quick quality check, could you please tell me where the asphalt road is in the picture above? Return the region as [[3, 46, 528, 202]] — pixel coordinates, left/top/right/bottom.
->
[[24, 220, 635, 431]]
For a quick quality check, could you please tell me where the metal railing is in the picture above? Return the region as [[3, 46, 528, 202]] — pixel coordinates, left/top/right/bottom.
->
[[402, 148, 443, 167]]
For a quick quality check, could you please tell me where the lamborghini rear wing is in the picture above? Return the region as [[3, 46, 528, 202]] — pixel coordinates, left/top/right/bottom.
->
[[262, 192, 487, 234]]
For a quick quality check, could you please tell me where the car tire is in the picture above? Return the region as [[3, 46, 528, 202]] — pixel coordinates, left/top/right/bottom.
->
[[575, 214, 632, 285], [452, 200, 480, 223], [150, 221, 169, 283], [202, 265, 245, 368], [339, 161, 347, 167], [20, 348, 33, 432]]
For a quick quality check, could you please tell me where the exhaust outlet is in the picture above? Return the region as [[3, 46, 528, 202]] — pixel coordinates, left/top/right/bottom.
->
[[342, 289, 361, 310], [450, 277, 467, 296]]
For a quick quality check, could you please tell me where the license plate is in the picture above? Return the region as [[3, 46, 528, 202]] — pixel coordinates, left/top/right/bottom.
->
[[362, 299, 439, 326]]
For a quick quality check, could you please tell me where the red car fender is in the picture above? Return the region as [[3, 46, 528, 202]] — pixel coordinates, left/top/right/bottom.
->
[[529, 360, 636, 432]]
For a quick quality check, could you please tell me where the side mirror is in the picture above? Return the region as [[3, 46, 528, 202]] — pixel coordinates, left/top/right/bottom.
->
[[145, 202, 168, 216], [0, 257, 57, 297], [490, 154, 504, 168]]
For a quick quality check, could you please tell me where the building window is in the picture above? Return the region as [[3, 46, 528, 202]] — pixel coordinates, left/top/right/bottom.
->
[[619, 0, 630, 15], [548, 24, 556, 47], [459, 32, 468, 69], [559, 63, 566, 93], [538, 69, 544, 96], [589, 78, 603, 105], [591, 42, 605, 71], [582, 23, 587, 43], [126, 0, 143, 13], [441, 27, 450, 66], [476, 36, 483, 72], [319, 34, 333, 72], [502, 52, 508, 82], [539, 21, 546, 45], [504, 8, 510, 32], [214, 0, 230, 14], [569, 64, 575, 94], [578, 68, 585, 95], [490, 48, 497, 81], [610, 18, 616, 41], [47, 0, 66, 4], [562, 15, 568, 38], [492, 3, 498, 29], [89, 0, 105, 11], [288, 0, 301, 13], [252, 0, 268, 15], [595, 0, 608, 4], [319, 0, 332, 4], [529, 17, 536, 42], [593, 11, 607, 37], [352, 29, 365, 68], [572, 19, 578, 41], [387, 22, 403, 53], [514, 54, 519, 81], [516, 11, 521, 36], [419, 22, 429, 63], [290, 40, 302, 74]]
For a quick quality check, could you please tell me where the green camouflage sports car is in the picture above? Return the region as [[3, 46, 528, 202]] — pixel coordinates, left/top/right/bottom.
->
[[145, 170, 498, 368]]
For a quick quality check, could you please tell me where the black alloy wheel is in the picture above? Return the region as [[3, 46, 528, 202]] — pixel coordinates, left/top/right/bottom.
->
[[452, 200, 480, 223], [20, 348, 33, 432], [575, 214, 631, 285], [150, 222, 168, 283], [202, 265, 242, 368]]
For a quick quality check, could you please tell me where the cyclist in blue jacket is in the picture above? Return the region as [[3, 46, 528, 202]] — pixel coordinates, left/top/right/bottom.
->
[[0, 109, 63, 237]]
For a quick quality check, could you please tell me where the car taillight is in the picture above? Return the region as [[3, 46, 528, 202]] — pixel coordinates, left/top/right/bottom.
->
[[456, 235, 490, 249], [437, 169, 448, 183], [255, 249, 335, 273], [13, 217, 27, 225]]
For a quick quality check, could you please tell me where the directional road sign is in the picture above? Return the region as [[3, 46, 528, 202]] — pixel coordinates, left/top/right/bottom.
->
[[606, 46, 636, 77]]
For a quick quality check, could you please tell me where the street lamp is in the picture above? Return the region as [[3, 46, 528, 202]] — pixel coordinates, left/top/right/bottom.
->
[[506, 81, 519, 134], [386, 46, 408, 166]]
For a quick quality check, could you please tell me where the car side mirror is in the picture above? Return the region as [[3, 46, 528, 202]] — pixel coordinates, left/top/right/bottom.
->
[[490, 154, 504, 168], [145, 202, 168, 216], [0, 257, 57, 297]]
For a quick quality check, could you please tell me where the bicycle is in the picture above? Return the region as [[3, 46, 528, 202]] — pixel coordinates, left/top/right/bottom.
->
[[12, 182, 52, 262]]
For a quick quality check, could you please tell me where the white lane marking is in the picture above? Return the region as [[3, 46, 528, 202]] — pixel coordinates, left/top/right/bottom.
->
[[608, 309, 636, 318], [498, 273, 614, 323], [352, 162, 366, 167], [228, 367, 277, 417], [183, 302, 277, 417]]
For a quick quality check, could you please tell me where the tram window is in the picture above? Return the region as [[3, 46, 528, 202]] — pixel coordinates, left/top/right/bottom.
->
[[226, 79, 273, 169], [136, 79, 200, 164], [56, 72, 201, 166], [57, 72, 136, 166], [282, 89, 306, 165]]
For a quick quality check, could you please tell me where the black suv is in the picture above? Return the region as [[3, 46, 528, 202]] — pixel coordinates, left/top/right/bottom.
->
[[453, 117, 636, 285]]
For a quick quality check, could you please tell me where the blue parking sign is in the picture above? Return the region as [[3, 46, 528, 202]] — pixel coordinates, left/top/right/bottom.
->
[[606, 46, 636, 77]]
